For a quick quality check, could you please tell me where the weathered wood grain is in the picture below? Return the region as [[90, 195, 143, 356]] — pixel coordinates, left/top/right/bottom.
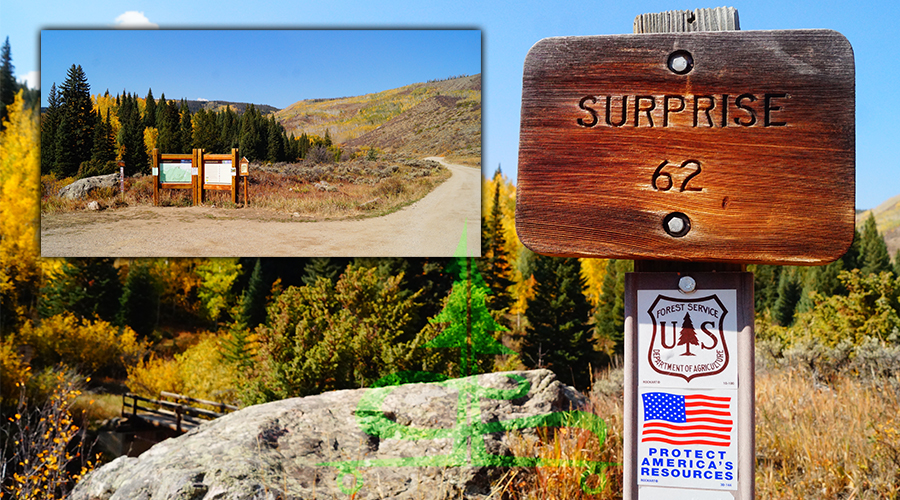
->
[[517, 30, 855, 265], [634, 7, 739, 33]]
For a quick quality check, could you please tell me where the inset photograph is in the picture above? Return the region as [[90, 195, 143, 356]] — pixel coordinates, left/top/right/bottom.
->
[[39, 29, 481, 257]]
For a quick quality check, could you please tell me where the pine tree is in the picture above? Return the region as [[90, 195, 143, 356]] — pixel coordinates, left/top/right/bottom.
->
[[117, 93, 147, 175], [266, 116, 284, 162], [677, 312, 699, 356], [303, 257, 347, 286], [0, 37, 17, 130], [143, 88, 157, 130], [522, 254, 596, 389], [298, 132, 311, 159], [41, 83, 61, 175], [894, 249, 900, 277], [239, 258, 268, 329], [179, 99, 192, 154], [752, 264, 782, 312], [860, 213, 892, 276], [239, 105, 263, 161], [54, 65, 96, 177], [157, 96, 181, 153], [478, 167, 514, 315], [118, 260, 160, 338], [426, 257, 513, 378], [772, 268, 802, 326], [39, 258, 122, 323], [594, 259, 632, 357]]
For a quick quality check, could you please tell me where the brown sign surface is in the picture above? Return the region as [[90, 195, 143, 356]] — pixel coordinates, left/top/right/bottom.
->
[[517, 30, 854, 265]]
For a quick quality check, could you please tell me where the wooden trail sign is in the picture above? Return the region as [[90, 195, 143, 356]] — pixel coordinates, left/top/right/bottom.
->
[[517, 29, 855, 265], [151, 148, 249, 206], [516, 7, 856, 500]]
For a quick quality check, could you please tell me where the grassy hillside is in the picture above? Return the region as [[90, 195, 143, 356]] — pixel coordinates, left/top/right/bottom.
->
[[858, 193, 900, 257], [274, 75, 481, 160]]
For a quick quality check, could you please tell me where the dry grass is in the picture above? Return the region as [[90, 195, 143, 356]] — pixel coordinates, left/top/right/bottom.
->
[[495, 362, 900, 500], [248, 158, 451, 219], [497, 370, 624, 500], [755, 366, 900, 499], [40, 158, 450, 220]]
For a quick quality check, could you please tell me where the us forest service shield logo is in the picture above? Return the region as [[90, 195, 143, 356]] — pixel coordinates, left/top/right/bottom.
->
[[647, 294, 729, 382]]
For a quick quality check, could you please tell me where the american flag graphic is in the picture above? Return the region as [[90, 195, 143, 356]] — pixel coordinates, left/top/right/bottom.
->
[[641, 392, 732, 447]]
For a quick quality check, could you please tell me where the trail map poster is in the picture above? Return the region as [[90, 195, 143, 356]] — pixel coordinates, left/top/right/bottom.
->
[[160, 160, 192, 183]]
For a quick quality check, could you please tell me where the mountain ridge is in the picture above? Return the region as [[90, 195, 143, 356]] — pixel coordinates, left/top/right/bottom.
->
[[275, 74, 481, 159]]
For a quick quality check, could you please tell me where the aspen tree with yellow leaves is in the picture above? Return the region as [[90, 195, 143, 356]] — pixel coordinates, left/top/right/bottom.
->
[[0, 90, 40, 335]]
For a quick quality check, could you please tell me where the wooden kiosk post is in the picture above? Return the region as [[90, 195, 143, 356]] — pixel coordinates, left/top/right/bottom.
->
[[198, 148, 240, 205], [151, 148, 195, 206], [517, 7, 854, 499]]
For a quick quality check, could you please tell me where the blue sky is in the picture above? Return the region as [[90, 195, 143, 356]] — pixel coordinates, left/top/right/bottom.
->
[[3, 0, 899, 210], [40, 30, 481, 109]]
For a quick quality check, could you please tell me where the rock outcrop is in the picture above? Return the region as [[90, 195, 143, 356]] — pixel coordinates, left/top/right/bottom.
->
[[58, 173, 120, 200], [70, 370, 596, 500]]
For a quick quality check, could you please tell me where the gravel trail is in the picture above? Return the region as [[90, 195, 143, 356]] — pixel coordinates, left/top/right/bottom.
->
[[40, 157, 481, 257]]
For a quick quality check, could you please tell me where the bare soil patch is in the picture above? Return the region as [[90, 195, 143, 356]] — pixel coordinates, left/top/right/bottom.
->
[[40, 158, 481, 257]]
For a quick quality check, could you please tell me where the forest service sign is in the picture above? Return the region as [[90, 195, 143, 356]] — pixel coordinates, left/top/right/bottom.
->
[[638, 290, 737, 389]]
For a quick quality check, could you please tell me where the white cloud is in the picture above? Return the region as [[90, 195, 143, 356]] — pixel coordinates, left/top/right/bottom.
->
[[197, 98, 209, 102], [18, 71, 39, 90], [114, 11, 159, 28]]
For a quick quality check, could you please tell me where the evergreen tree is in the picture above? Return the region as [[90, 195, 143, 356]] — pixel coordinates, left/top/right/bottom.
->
[[239, 258, 268, 329], [594, 259, 632, 357], [179, 99, 192, 154], [219, 106, 240, 151], [143, 88, 157, 130], [894, 249, 900, 277], [522, 254, 596, 389], [39, 258, 122, 323], [266, 116, 285, 162], [79, 109, 116, 177], [426, 257, 513, 377], [54, 65, 96, 177], [772, 268, 802, 326], [303, 257, 347, 286], [478, 167, 514, 315], [118, 260, 160, 338], [41, 83, 62, 175], [0, 37, 16, 130], [860, 213, 892, 276], [239, 105, 264, 161], [752, 265, 782, 312], [298, 132, 311, 159], [157, 96, 181, 153], [117, 93, 148, 175], [192, 108, 220, 151]]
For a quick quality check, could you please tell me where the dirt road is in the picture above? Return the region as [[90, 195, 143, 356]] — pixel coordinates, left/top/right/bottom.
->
[[40, 158, 481, 257]]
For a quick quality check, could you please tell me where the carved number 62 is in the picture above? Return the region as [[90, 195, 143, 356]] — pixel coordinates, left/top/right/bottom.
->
[[652, 159, 703, 192]]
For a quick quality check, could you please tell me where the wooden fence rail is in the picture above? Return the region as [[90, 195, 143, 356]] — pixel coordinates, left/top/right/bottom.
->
[[122, 392, 239, 433]]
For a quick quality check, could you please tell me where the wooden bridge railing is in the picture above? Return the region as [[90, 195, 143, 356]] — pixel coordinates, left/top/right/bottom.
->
[[122, 392, 240, 433]]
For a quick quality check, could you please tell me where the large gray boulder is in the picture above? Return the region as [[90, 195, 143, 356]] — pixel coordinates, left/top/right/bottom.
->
[[58, 173, 120, 200], [70, 370, 600, 500]]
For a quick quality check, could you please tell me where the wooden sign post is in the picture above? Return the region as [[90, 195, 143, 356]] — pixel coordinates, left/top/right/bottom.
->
[[151, 148, 195, 206], [516, 7, 855, 500], [151, 148, 248, 206], [200, 148, 241, 205]]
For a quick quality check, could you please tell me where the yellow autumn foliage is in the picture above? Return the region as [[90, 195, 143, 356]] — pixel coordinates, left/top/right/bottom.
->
[[127, 335, 241, 405], [0, 91, 40, 332], [15, 313, 148, 376]]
